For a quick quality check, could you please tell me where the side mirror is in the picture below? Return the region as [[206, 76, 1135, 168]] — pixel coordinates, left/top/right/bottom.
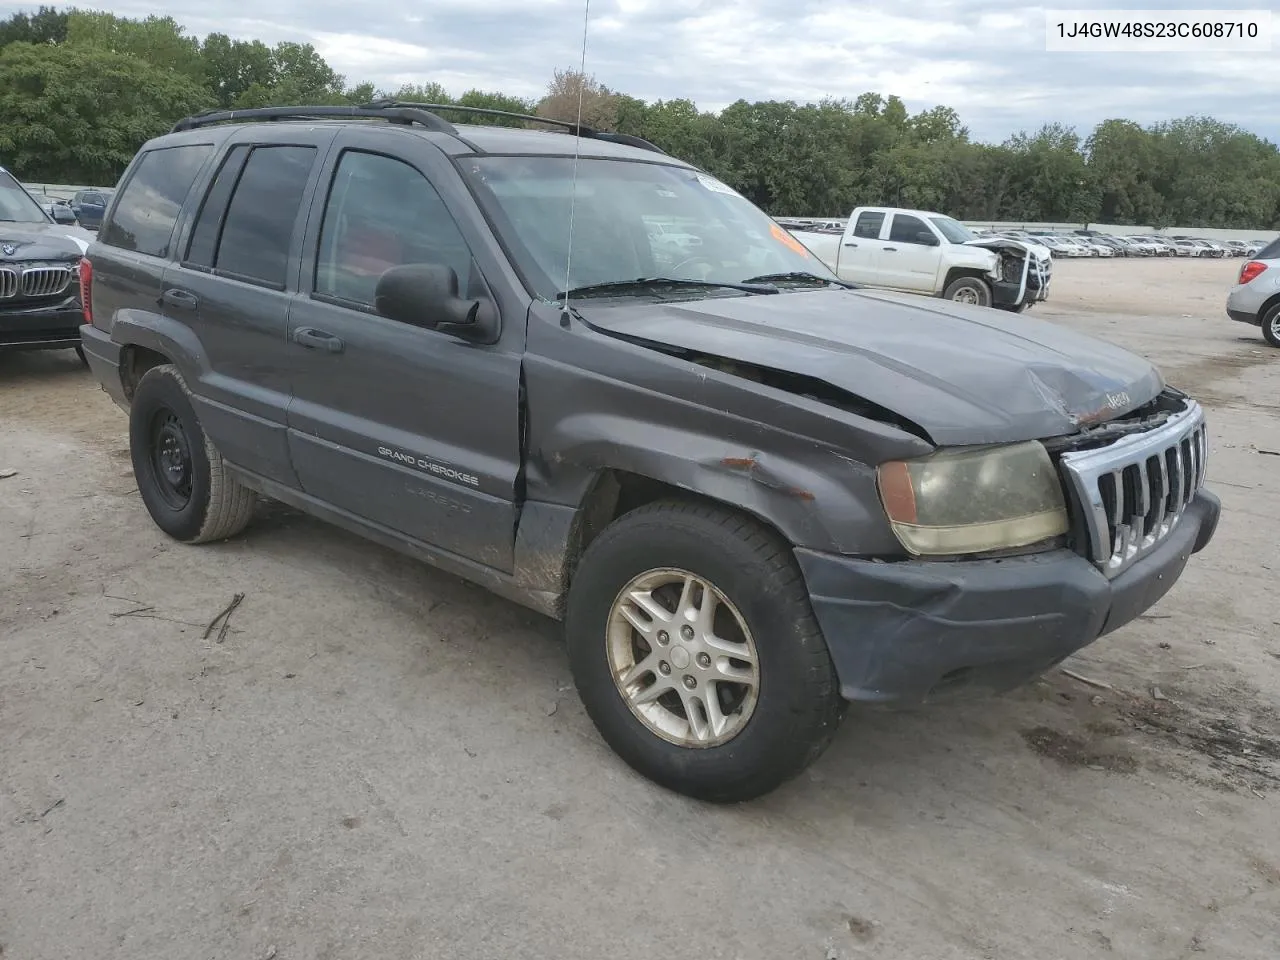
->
[[915, 231, 939, 246], [374, 263, 489, 337], [51, 205, 77, 224]]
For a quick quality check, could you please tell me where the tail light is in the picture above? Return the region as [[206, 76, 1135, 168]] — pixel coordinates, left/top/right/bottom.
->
[[78, 256, 93, 324], [1239, 260, 1267, 285]]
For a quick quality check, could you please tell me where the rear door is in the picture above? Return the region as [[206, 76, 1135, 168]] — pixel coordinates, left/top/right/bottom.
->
[[880, 213, 944, 291], [283, 129, 524, 571], [92, 141, 218, 357], [162, 129, 336, 488], [834, 210, 886, 283]]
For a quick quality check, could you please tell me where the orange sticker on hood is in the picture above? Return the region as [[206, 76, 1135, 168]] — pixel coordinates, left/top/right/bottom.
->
[[771, 223, 810, 257]]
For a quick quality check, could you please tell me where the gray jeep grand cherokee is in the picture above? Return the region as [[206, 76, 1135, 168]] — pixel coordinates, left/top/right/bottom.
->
[[79, 103, 1220, 802]]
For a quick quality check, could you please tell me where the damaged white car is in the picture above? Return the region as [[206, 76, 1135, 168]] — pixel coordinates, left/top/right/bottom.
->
[[786, 206, 1052, 312]]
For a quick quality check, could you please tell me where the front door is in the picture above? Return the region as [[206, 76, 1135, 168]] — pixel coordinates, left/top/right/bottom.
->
[[284, 136, 523, 572], [880, 212, 944, 292]]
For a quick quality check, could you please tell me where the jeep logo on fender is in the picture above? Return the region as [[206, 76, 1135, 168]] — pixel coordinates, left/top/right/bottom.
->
[[376, 446, 480, 487], [1105, 391, 1131, 410]]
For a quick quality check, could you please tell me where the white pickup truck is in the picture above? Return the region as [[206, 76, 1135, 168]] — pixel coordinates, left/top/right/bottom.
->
[[788, 206, 1053, 312]]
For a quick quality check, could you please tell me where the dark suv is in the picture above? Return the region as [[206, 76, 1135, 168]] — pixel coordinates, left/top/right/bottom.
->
[[1, 165, 91, 360], [79, 103, 1221, 802]]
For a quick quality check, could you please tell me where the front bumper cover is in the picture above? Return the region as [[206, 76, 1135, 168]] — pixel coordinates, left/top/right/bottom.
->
[[796, 490, 1220, 704], [0, 296, 83, 351]]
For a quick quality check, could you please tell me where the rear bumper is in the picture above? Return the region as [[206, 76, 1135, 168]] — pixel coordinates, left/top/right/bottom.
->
[[79, 323, 128, 407], [796, 491, 1220, 704], [1226, 307, 1260, 326], [0, 297, 83, 351]]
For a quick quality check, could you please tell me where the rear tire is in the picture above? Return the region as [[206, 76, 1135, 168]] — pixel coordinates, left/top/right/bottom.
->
[[564, 499, 846, 803], [129, 364, 256, 543], [1263, 304, 1280, 348], [943, 276, 992, 307]]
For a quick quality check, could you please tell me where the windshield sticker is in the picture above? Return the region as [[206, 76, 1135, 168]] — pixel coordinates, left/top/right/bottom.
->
[[695, 174, 739, 196], [770, 223, 811, 258]]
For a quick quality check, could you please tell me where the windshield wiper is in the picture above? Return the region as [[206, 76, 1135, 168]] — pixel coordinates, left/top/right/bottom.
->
[[741, 271, 855, 288], [558, 277, 779, 299]]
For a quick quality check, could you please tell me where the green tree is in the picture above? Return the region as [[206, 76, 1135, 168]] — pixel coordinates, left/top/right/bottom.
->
[[65, 11, 203, 78], [199, 33, 274, 108], [0, 5, 68, 48], [0, 40, 210, 183]]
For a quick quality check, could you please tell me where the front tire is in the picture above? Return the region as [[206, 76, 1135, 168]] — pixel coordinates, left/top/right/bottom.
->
[[1263, 304, 1280, 348], [564, 500, 845, 803], [943, 276, 992, 307], [129, 364, 256, 543]]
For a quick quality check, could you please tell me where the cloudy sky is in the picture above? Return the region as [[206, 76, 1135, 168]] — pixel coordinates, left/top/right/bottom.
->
[[6, 0, 1278, 144]]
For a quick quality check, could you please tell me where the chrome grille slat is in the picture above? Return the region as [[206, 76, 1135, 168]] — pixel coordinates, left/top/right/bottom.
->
[[0, 263, 74, 300], [1060, 400, 1208, 579], [1150, 454, 1169, 539], [20, 265, 74, 298]]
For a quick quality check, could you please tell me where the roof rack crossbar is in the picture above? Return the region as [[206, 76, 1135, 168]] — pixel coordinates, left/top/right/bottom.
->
[[364, 100, 668, 155], [169, 105, 458, 134]]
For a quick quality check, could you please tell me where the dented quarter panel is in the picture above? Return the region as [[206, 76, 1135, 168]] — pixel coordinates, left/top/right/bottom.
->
[[572, 286, 1164, 446]]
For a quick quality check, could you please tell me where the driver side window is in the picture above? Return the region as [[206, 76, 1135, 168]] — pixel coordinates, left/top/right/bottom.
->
[[888, 214, 933, 245], [314, 150, 474, 310]]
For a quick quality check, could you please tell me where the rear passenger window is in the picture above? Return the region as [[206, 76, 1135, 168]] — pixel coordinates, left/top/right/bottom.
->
[[184, 145, 249, 269], [852, 212, 884, 239], [99, 144, 214, 257], [314, 150, 474, 309], [214, 145, 316, 287]]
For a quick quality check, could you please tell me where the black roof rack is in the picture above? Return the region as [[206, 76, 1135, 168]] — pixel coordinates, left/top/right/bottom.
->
[[167, 100, 668, 156], [169, 104, 457, 134], [364, 100, 668, 155]]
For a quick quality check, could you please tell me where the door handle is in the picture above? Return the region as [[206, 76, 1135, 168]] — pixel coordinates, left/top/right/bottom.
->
[[843, 241, 859, 247], [160, 288, 198, 311], [882, 246, 898, 252], [292, 327, 345, 353]]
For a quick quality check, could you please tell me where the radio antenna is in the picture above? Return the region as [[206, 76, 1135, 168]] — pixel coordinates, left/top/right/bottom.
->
[[561, 0, 592, 319]]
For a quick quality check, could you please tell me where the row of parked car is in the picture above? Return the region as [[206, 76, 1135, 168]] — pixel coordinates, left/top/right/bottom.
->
[[976, 229, 1268, 260], [36, 189, 114, 231]]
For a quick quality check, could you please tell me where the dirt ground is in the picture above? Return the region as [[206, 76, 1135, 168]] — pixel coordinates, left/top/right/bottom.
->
[[2, 256, 1278, 960]]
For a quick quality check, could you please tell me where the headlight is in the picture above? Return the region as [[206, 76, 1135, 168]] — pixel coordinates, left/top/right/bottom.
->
[[876, 441, 1068, 556]]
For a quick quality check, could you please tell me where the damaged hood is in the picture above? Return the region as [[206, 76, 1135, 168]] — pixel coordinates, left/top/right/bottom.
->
[[965, 236, 1052, 261], [579, 287, 1164, 446]]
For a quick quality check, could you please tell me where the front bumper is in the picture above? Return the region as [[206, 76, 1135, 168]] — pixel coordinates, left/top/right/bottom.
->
[[795, 490, 1220, 704], [0, 296, 83, 351]]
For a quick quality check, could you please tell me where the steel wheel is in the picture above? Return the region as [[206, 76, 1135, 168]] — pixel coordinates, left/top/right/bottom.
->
[[952, 287, 979, 304], [148, 408, 193, 510], [606, 567, 759, 748]]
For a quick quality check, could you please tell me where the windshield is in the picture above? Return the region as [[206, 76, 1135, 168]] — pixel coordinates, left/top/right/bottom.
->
[[460, 156, 837, 299], [928, 216, 977, 244], [0, 171, 51, 223]]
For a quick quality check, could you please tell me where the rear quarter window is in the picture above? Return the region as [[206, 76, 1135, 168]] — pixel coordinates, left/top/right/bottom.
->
[[99, 143, 215, 258], [1256, 236, 1280, 261]]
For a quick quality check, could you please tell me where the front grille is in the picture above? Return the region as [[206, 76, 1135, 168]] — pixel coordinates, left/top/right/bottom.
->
[[0, 264, 75, 300], [1059, 399, 1207, 578], [21, 265, 74, 298]]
